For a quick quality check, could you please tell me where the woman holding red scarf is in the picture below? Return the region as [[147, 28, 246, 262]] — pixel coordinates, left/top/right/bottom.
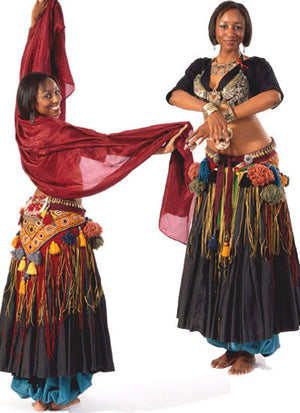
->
[[0, 0, 193, 410]]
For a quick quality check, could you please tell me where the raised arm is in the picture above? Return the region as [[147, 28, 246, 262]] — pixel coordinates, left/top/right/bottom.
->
[[30, 0, 49, 28]]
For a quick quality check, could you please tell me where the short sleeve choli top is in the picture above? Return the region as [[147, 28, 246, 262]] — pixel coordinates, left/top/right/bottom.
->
[[166, 56, 283, 108]]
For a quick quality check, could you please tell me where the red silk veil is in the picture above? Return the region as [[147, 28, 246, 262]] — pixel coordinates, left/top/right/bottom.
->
[[16, 0, 194, 243]]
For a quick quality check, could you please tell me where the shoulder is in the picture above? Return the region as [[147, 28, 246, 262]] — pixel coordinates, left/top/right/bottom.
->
[[187, 57, 211, 70], [244, 56, 275, 72]]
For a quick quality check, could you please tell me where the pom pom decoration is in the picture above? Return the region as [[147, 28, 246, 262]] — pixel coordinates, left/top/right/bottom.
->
[[90, 236, 104, 250], [188, 163, 200, 181], [279, 174, 289, 187], [269, 165, 282, 188], [50, 240, 61, 255], [188, 179, 207, 196], [260, 184, 285, 205], [62, 231, 76, 245], [28, 251, 43, 266], [198, 158, 211, 183], [83, 221, 103, 239], [247, 164, 275, 186], [11, 248, 25, 261]]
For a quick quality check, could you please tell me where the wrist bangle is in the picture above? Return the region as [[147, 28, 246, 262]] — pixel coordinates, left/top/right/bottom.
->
[[221, 106, 237, 124], [202, 102, 218, 118]]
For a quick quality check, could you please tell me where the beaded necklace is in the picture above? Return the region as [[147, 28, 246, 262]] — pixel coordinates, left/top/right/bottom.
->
[[211, 56, 239, 75]]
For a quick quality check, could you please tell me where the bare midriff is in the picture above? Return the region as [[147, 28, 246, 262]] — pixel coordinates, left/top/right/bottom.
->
[[34, 187, 82, 205], [206, 109, 272, 156]]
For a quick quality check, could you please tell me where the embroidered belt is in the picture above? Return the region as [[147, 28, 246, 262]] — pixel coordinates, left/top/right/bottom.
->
[[20, 196, 86, 255], [205, 138, 277, 164]]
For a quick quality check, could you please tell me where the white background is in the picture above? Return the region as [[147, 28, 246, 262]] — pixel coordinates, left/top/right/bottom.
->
[[0, 0, 299, 412]]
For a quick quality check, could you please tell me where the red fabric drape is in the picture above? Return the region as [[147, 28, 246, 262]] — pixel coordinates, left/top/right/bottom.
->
[[15, 0, 194, 243]]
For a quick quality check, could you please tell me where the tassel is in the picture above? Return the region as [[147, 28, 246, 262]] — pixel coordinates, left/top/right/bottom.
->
[[18, 257, 27, 272], [50, 240, 61, 255], [26, 261, 37, 275], [222, 235, 230, 258], [42, 211, 52, 224], [198, 158, 211, 183], [208, 229, 218, 251], [79, 227, 86, 247], [11, 235, 19, 248], [19, 278, 26, 295]]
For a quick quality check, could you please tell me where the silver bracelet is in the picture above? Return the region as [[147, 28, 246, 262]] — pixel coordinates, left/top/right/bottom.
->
[[202, 102, 218, 119], [221, 106, 237, 124]]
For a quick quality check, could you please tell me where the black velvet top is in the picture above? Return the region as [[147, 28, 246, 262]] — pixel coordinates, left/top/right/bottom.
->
[[166, 56, 283, 107]]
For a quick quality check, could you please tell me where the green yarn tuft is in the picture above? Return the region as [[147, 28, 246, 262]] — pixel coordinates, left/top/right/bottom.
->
[[260, 184, 285, 204]]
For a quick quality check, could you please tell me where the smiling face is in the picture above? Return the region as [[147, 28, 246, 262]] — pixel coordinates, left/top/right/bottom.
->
[[215, 8, 245, 53], [35, 77, 62, 117]]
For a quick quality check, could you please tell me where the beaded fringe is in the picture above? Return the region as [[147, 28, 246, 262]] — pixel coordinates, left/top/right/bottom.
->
[[5, 238, 103, 359], [189, 172, 295, 278]]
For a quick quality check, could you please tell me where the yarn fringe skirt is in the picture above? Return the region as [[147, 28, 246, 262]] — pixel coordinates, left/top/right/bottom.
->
[[0, 197, 114, 379], [178, 144, 300, 344]]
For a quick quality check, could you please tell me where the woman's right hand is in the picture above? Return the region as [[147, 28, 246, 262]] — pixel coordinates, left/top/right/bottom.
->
[[31, 0, 49, 28]]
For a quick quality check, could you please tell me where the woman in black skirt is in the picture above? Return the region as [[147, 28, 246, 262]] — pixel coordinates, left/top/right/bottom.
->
[[0, 0, 190, 411], [167, 1, 300, 375]]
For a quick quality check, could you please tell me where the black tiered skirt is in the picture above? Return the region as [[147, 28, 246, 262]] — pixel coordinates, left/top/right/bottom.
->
[[0, 201, 114, 379], [177, 146, 300, 344]]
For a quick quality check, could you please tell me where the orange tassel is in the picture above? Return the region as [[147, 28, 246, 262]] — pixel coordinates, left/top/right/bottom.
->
[[19, 278, 26, 295], [18, 257, 26, 272], [12, 235, 19, 248], [221, 234, 230, 258], [222, 241, 230, 257], [79, 229, 86, 247], [50, 240, 61, 255], [26, 262, 37, 275]]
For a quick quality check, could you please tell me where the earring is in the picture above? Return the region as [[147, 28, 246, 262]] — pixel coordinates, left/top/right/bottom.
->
[[242, 44, 246, 54], [30, 112, 35, 125]]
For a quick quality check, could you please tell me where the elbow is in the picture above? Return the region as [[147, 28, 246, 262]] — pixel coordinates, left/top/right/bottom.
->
[[169, 91, 179, 106], [269, 90, 282, 108]]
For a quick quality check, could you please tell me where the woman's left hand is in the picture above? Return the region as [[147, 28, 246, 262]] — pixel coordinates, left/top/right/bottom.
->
[[31, 0, 49, 28], [184, 121, 210, 149], [156, 124, 188, 154]]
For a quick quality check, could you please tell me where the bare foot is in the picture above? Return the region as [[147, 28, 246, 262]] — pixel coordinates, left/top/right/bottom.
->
[[49, 397, 80, 410], [228, 352, 255, 375], [33, 400, 48, 411], [211, 350, 243, 369]]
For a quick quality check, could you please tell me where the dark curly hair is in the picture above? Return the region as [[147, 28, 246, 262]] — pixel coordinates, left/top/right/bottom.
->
[[17, 72, 59, 120], [208, 1, 252, 47]]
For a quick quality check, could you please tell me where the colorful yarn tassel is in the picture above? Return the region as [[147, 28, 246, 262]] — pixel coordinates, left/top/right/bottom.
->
[[198, 158, 211, 183], [208, 230, 218, 251], [19, 278, 26, 295], [26, 262, 37, 276], [79, 227, 86, 247], [50, 240, 61, 255], [222, 235, 230, 258], [18, 257, 27, 272], [11, 235, 19, 249]]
